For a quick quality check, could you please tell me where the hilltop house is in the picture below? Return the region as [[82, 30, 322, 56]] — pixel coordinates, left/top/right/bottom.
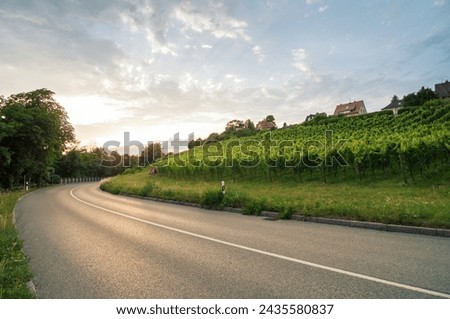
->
[[382, 98, 403, 115], [256, 119, 277, 131], [435, 81, 450, 98], [333, 100, 367, 117]]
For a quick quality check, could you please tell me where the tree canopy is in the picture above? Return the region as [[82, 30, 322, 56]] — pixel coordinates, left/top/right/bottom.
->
[[402, 87, 437, 108], [0, 89, 75, 188]]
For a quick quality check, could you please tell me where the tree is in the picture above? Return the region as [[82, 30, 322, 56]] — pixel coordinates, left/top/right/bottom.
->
[[188, 138, 203, 149], [206, 132, 220, 141], [0, 89, 75, 188], [0, 110, 13, 163], [402, 87, 437, 108], [225, 119, 245, 131], [244, 119, 256, 131], [265, 115, 275, 122], [416, 86, 437, 103], [56, 149, 83, 177], [140, 142, 163, 165]]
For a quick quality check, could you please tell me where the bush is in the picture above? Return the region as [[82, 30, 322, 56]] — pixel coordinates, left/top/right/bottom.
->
[[200, 190, 224, 210], [223, 191, 247, 208], [243, 198, 265, 216], [278, 206, 294, 220]]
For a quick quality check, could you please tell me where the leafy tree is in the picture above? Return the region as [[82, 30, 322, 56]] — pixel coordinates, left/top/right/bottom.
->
[[402, 87, 437, 108], [140, 142, 163, 165], [416, 87, 437, 103], [391, 95, 399, 103], [188, 138, 203, 149], [225, 119, 245, 131], [0, 89, 75, 188], [56, 149, 83, 177], [244, 119, 256, 131], [265, 115, 275, 122], [207, 132, 220, 141]]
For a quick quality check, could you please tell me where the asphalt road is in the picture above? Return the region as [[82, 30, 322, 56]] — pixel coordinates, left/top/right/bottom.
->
[[15, 183, 450, 298]]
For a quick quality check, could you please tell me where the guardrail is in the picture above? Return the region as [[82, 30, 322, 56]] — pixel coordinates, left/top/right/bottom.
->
[[60, 177, 103, 184], [1, 177, 104, 192]]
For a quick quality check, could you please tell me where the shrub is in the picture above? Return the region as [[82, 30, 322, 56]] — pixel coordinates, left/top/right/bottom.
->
[[200, 190, 224, 210], [243, 198, 265, 216], [278, 205, 294, 220], [223, 191, 247, 208]]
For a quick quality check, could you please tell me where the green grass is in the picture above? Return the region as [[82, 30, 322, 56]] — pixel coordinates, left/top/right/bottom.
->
[[0, 191, 35, 298], [101, 167, 450, 229]]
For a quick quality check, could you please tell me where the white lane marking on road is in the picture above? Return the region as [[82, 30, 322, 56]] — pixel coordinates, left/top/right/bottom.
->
[[70, 187, 450, 299]]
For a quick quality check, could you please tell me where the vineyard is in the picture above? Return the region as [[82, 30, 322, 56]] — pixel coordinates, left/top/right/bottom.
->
[[154, 98, 450, 184]]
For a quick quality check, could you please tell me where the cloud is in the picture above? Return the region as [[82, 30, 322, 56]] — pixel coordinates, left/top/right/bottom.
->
[[328, 46, 337, 55], [120, 0, 178, 55], [433, 0, 446, 6], [292, 48, 307, 61], [174, 1, 251, 42], [405, 26, 450, 68], [225, 74, 245, 84], [252, 45, 265, 62], [292, 49, 321, 82], [319, 5, 329, 13], [0, 2, 125, 96]]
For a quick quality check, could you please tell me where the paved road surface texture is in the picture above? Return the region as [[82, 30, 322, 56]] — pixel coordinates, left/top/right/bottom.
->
[[15, 183, 450, 298]]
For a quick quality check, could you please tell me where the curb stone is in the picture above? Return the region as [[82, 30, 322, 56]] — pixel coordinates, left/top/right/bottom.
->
[[27, 280, 37, 296], [109, 191, 450, 238]]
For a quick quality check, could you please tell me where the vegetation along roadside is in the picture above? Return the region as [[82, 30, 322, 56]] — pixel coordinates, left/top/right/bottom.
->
[[0, 190, 35, 298], [101, 168, 450, 229]]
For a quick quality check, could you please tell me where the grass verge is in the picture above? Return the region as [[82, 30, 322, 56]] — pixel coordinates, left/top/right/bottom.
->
[[0, 191, 35, 298], [101, 168, 450, 229]]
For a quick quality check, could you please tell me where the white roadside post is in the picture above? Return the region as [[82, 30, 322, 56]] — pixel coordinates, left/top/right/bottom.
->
[[221, 180, 226, 194]]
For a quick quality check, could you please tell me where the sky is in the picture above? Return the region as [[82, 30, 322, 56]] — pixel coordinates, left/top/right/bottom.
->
[[1, 0, 449, 150]]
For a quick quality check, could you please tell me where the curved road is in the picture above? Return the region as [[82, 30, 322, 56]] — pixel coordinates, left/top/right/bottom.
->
[[15, 183, 450, 298]]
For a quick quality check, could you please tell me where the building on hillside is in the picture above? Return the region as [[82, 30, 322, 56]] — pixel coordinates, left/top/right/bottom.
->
[[435, 81, 450, 98], [382, 98, 403, 115], [333, 100, 367, 117], [256, 119, 277, 131], [305, 112, 327, 122]]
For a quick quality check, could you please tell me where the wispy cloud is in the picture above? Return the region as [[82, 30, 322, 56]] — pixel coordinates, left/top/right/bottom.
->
[[292, 49, 321, 82], [318, 5, 329, 13], [174, 1, 251, 42], [120, 0, 178, 55], [252, 45, 265, 63]]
